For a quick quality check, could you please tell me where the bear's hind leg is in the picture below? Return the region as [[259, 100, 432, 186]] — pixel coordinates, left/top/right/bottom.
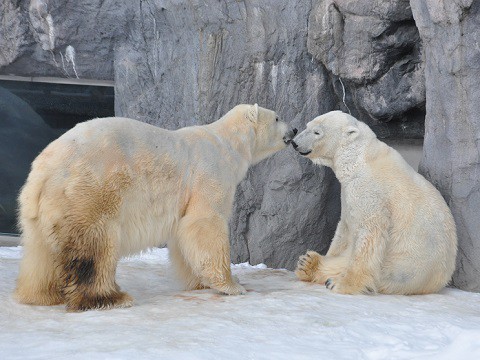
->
[[378, 264, 449, 295], [15, 223, 64, 306], [60, 227, 133, 312]]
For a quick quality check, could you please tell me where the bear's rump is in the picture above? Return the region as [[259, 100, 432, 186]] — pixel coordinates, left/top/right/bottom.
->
[[28, 154, 182, 259]]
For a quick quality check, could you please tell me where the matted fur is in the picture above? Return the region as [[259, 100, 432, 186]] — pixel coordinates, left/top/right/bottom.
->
[[15, 104, 291, 311], [293, 111, 457, 295]]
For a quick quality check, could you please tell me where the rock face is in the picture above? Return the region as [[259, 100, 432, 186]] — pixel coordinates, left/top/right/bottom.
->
[[113, 0, 428, 269], [308, 0, 425, 138], [114, 1, 341, 269], [1, 0, 345, 269], [0, 0, 126, 80], [0, 0, 444, 272], [0, 1, 28, 69], [411, 0, 480, 292]]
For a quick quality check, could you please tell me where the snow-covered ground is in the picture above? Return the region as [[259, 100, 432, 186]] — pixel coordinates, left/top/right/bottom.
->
[[1, 247, 480, 360]]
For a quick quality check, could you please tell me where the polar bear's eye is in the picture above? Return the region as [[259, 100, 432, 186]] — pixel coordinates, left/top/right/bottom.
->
[[314, 131, 320, 135], [275, 117, 279, 122]]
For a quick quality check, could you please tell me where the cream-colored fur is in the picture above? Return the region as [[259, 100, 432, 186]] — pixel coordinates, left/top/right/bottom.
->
[[294, 111, 457, 295], [15, 104, 292, 311]]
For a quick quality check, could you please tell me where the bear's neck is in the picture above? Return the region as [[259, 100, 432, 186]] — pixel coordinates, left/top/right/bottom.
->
[[206, 116, 255, 168], [332, 142, 369, 183]]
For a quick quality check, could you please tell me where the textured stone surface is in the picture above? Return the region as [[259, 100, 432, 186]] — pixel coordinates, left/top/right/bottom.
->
[[0, 0, 126, 80], [0, 1, 29, 68], [0, 0, 453, 273], [1, 0, 426, 136], [308, 0, 425, 138], [411, 0, 480, 292], [114, 1, 341, 269]]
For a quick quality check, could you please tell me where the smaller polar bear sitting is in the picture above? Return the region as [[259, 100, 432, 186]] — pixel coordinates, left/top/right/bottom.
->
[[293, 111, 457, 295]]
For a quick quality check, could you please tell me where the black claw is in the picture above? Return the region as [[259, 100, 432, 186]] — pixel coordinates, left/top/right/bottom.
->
[[325, 278, 336, 291]]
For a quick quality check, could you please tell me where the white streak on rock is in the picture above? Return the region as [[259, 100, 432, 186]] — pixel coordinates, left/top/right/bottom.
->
[[65, 45, 79, 78], [271, 63, 278, 94], [46, 13, 55, 50]]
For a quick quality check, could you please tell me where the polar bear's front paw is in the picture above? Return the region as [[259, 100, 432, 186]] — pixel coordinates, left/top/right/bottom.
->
[[224, 282, 247, 295], [295, 251, 322, 282], [217, 281, 247, 296]]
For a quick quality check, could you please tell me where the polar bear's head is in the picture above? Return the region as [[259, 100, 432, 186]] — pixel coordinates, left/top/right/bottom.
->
[[234, 104, 296, 164], [291, 111, 375, 167]]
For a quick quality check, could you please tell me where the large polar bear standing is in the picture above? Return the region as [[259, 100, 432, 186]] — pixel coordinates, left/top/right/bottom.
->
[[293, 111, 457, 295], [15, 104, 296, 311]]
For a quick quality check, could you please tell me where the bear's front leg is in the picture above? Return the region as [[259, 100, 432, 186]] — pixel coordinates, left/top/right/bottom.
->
[[177, 211, 246, 295], [325, 220, 350, 257], [325, 216, 388, 295], [168, 239, 207, 291], [295, 251, 323, 282], [295, 219, 350, 284]]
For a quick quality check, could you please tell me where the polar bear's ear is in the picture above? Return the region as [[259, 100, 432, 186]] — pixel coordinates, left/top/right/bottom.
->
[[345, 125, 359, 140], [246, 103, 259, 123]]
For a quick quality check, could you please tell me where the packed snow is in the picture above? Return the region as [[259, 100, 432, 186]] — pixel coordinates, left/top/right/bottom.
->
[[1, 246, 480, 360]]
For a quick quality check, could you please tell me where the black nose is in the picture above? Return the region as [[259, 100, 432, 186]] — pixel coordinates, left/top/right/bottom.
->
[[291, 140, 298, 149], [293, 128, 298, 135]]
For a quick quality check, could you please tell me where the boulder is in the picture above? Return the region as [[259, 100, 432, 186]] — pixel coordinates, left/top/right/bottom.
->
[[307, 0, 425, 137]]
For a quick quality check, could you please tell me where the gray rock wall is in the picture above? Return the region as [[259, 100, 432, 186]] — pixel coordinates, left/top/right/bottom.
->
[[411, 0, 480, 292], [308, 0, 425, 138], [0, 0, 126, 79], [1, 0, 345, 269], [6, 1, 477, 282], [112, 0, 429, 269], [114, 1, 341, 269]]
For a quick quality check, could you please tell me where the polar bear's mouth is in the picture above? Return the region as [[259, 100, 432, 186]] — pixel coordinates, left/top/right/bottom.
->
[[291, 140, 311, 156]]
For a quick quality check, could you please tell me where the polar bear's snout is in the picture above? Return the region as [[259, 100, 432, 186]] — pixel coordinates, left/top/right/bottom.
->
[[291, 131, 312, 156], [283, 128, 298, 145]]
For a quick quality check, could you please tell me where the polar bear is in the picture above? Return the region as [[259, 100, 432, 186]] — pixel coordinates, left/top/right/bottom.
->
[[15, 104, 296, 311], [293, 111, 457, 295]]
